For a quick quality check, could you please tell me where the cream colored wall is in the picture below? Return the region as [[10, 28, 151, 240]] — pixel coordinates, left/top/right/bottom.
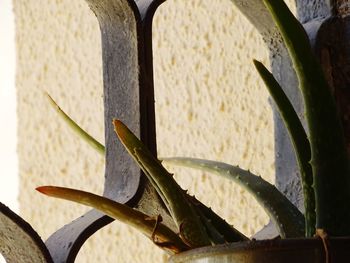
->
[[15, 0, 294, 262]]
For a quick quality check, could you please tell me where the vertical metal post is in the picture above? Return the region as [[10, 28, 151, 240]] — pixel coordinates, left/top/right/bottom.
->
[[230, 0, 350, 237], [44, 1, 169, 262]]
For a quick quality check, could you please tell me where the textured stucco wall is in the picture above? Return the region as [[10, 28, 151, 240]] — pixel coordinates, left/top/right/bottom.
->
[[15, 0, 294, 262]]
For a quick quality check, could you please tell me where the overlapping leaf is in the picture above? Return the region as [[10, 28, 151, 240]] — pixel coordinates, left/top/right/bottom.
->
[[163, 157, 305, 238], [36, 186, 188, 253], [114, 120, 211, 247], [263, 0, 350, 235], [253, 60, 315, 236]]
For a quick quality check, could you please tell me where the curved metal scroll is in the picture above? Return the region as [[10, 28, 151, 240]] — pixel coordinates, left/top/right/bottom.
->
[[0, 202, 53, 263], [44, 1, 168, 262], [2, 0, 346, 262]]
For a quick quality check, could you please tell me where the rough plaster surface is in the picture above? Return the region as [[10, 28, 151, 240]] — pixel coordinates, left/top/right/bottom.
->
[[15, 0, 294, 262]]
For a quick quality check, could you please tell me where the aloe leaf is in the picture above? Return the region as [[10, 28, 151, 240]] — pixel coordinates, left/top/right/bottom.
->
[[46, 93, 105, 155], [263, 0, 350, 236], [114, 120, 211, 247], [112, 119, 168, 208], [36, 186, 188, 253], [194, 204, 226, 244], [134, 149, 211, 247], [253, 60, 315, 237], [163, 157, 305, 238], [188, 196, 249, 243], [115, 121, 248, 244]]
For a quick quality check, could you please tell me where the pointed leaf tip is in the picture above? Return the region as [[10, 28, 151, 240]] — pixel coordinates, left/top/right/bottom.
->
[[252, 59, 263, 70], [35, 186, 44, 193], [112, 119, 145, 157], [47, 93, 105, 155], [113, 119, 127, 140], [112, 119, 122, 128], [36, 186, 54, 195]]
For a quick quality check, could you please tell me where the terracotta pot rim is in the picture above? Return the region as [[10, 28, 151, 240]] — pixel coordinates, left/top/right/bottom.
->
[[169, 236, 350, 262]]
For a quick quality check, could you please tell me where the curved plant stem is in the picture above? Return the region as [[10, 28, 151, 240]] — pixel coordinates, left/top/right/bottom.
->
[[253, 60, 315, 237]]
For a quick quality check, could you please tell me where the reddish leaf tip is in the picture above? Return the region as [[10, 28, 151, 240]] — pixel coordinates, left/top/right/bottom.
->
[[113, 119, 121, 131], [112, 119, 121, 125], [36, 186, 53, 195], [113, 119, 128, 140]]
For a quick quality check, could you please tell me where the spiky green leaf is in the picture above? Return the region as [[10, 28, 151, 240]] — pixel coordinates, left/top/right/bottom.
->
[[253, 59, 315, 237], [163, 157, 305, 238], [188, 196, 249, 243], [263, 0, 350, 235], [114, 120, 211, 248]]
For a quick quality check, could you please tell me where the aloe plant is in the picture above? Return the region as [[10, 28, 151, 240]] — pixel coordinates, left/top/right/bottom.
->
[[165, 0, 350, 238], [263, 0, 350, 237], [37, 0, 350, 256]]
